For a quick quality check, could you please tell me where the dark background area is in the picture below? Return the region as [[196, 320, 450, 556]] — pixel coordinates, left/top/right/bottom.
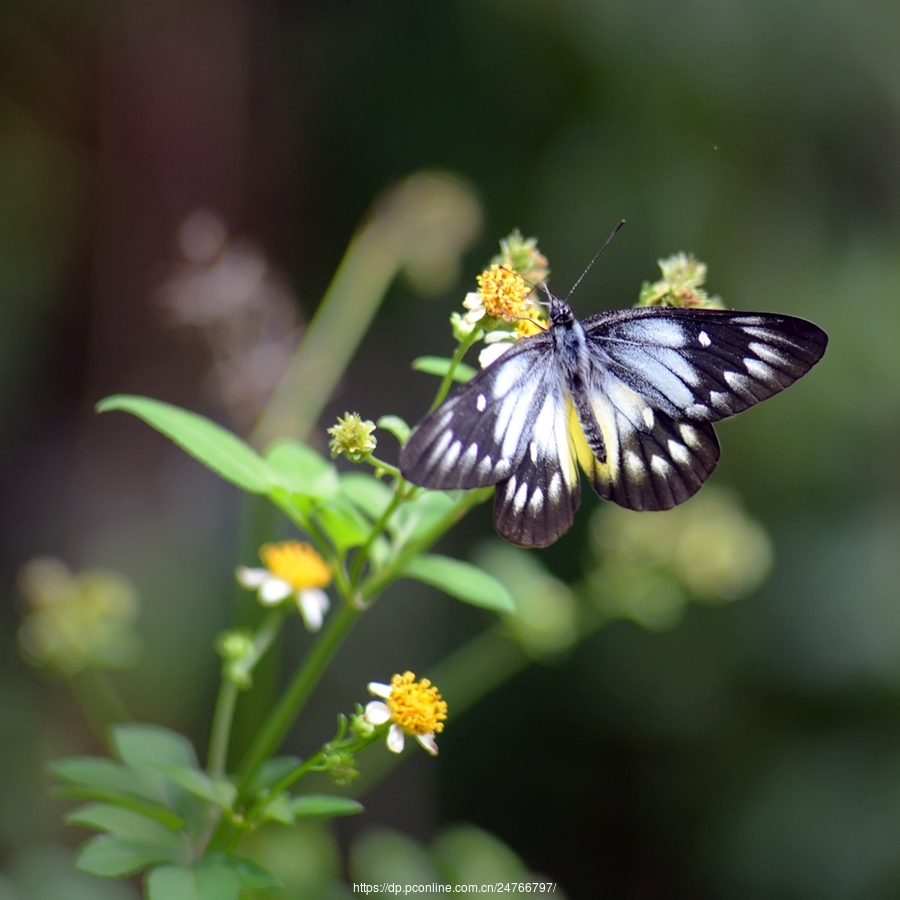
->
[[2, 1, 900, 897]]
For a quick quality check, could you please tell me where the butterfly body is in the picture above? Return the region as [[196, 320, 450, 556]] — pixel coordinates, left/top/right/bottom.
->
[[399, 297, 827, 547]]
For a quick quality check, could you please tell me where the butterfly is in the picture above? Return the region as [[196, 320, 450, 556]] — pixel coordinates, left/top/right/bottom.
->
[[399, 295, 828, 547]]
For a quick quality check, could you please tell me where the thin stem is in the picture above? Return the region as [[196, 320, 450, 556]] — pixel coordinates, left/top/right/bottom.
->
[[207, 610, 285, 778], [349, 480, 411, 587], [431, 329, 479, 411], [234, 603, 361, 795]]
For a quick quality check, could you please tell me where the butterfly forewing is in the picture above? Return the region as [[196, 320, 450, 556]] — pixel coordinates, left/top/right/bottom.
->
[[399, 336, 555, 490], [583, 307, 828, 423]]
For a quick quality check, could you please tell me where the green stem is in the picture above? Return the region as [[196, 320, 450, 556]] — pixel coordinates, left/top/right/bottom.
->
[[431, 329, 479, 410], [234, 603, 361, 795], [208, 610, 285, 778], [349, 481, 412, 587]]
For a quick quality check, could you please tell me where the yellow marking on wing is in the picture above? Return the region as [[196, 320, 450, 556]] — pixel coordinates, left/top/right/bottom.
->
[[566, 396, 616, 490]]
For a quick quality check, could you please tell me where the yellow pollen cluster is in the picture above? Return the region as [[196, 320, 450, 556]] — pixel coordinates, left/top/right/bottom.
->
[[260, 541, 332, 590], [386, 671, 447, 736], [516, 317, 544, 337], [476, 264, 529, 321]]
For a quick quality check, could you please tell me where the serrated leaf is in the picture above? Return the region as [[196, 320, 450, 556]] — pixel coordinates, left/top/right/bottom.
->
[[152, 764, 236, 810], [401, 554, 516, 613], [66, 803, 184, 852], [76, 835, 179, 878], [265, 440, 339, 500], [290, 794, 364, 818], [223, 854, 281, 889], [339, 473, 394, 520], [377, 415, 411, 445], [246, 756, 301, 797], [411, 356, 477, 383], [97, 395, 273, 494]]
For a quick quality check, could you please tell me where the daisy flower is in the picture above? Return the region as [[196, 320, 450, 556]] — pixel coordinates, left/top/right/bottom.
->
[[237, 541, 332, 631], [364, 671, 448, 756]]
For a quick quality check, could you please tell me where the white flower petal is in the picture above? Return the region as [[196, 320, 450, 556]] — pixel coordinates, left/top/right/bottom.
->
[[479, 342, 515, 369], [386, 723, 406, 754], [464, 307, 487, 326], [367, 681, 392, 699], [416, 733, 439, 756], [483, 329, 516, 344], [364, 700, 392, 724], [258, 577, 292, 605], [462, 291, 483, 310], [236, 566, 268, 588], [297, 588, 329, 632]]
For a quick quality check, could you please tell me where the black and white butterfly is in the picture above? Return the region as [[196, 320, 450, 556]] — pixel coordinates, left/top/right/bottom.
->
[[399, 296, 827, 547]]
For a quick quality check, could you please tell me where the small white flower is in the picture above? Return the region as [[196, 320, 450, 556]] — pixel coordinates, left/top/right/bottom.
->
[[363, 673, 447, 756], [462, 290, 487, 326], [236, 541, 332, 632]]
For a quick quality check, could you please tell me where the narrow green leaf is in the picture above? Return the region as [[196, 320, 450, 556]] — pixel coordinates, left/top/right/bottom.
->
[[152, 764, 236, 810], [339, 473, 394, 520], [401, 554, 516, 613], [51, 757, 156, 802], [53, 785, 186, 831], [223, 854, 281, 889], [112, 724, 198, 771], [265, 440, 339, 500], [66, 803, 184, 853], [412, 356, 477, 383], [97, 395, 272, 494], [75, 835, 177, 878], [290, 794, 364, 818], [377, 415, 411, 445]]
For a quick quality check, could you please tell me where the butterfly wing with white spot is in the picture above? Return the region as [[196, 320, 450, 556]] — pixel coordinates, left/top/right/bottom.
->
[[571, 306, 827, 511], [492, 383, 582, 547], [400, 334, 556, 490], [582, 307, 828, 423]]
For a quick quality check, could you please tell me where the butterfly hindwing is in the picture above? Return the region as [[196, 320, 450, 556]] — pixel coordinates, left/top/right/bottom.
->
[[582, 307, 828, 423], [399, 336, 555, 490], [573, 372, 721, 511]]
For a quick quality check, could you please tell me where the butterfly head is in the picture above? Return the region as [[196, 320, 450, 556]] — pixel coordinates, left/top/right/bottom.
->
[[548, 293, 575, 328]]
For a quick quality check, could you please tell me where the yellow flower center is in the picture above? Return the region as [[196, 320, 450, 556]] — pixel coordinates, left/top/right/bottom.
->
[[260, 541, 332, 590], [516, 316, 544, 337], [476, 264, 529, 321], [386, 671, 447, 736]]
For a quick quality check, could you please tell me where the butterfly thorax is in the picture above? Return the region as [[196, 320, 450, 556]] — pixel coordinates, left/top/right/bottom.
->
[[548, 297, 608, 462]]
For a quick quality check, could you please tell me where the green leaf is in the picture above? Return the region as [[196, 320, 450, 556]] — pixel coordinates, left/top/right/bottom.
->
[[246, 755, 302, 796], [265, 440, 339, 500], [260, 792, 295, 825], [339, 473, 394, 520], [54, 786, 187, 831], [290, 794, 364, 818], [76, 835, 178, 878], [51, 757, 156, 802], [389, 491, 457, 545], [66, 804, 184, 852], [152, 764, 236, 810], [223, 854, 281, 889], [146, 861, 241, 900], [412, 356, 477, 383], [97, 395, 272, 494], [314, 497, 371, 550], [112, 724, 198, 771], [377, 415, 412, 445], [401, 554, 516, 613]]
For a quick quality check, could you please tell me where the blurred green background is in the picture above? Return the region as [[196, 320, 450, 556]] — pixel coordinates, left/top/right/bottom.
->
[[2, 0, 899, 897]]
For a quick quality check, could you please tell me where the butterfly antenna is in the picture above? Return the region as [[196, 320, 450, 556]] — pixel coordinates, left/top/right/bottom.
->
[[565, 218, 626, 302]]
